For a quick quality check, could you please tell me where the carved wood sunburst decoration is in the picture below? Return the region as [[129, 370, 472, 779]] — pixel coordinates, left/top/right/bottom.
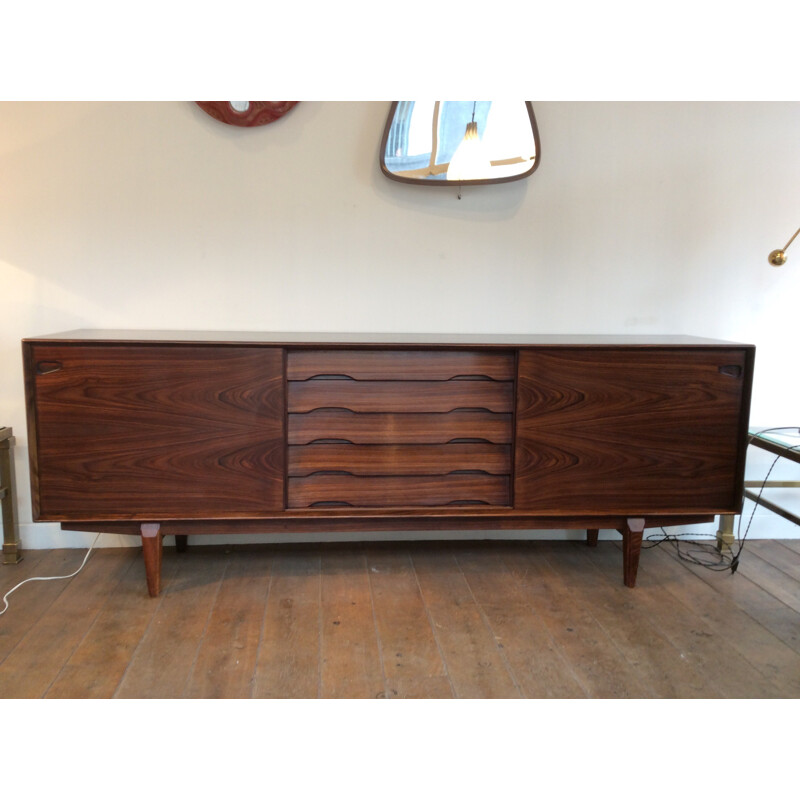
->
[[196, 101, 298, 127]]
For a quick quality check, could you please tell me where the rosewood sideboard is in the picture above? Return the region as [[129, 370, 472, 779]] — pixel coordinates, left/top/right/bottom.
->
[[22, 331, 755, 596]]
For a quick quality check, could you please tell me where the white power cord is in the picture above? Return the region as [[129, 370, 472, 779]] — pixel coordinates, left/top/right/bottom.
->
[[0, 533, 101, 616]]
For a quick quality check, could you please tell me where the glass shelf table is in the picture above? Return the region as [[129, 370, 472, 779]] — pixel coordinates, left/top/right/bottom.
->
[[717, 428, 800, 548]]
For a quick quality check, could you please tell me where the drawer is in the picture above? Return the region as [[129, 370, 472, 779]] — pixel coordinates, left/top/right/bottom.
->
[[288, 443, 512, 476], [287, 350, 515, 381], [287, 474, 511, 508], [287, 409, 514, 445], [288, 380, 513, 413]]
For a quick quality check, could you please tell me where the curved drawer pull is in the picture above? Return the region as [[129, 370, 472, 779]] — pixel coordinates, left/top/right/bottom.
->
[[719, 364, 742, 378], [447, 469, 492, 476], [309, 501, 354, 508], [308, 470, 355, 477], [36, 360, 63, 375], [302, 374, 357, 381], [295, 406, 358, 414]]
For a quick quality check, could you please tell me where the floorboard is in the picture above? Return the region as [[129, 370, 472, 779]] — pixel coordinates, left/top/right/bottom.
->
[[413, 547, 522, 698], [748, 540, 800, 582], [320, 549, 384, 699], [659, 540, 800, 656], [538, 542, 722, 698], [501, 543, 653, 698], [252, 549, 321, 699], [0, 539, 798, 699], [647, 543, 800, 696], [46, 550, 162, 699], [0, 549, 134, 698], [185, 551, 272, 699], [367, 547, 452, 699], [778, 539, 800, 556], [594, 542, 788, 698], [0, 550, 86, 665], [737, 542, 800, 609], [456, 546, 586, 698], [113, 549, 229, 698]]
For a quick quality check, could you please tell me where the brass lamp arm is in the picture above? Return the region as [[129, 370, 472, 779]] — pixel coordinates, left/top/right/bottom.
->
[[769, 226, 800, 266]]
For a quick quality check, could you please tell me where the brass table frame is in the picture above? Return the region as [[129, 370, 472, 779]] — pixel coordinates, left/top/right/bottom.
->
[[717, 429, 800, 548], [1, 427, 22, 564]]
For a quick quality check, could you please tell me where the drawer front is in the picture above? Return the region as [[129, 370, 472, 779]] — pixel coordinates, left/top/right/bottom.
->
[[287, 350, 515, 381], [288, 380, 513, 413], [288, 410, 513, 445], [288, 474, 511, 508], [287, 349, 515, 508], [288, 443, 512, 476]]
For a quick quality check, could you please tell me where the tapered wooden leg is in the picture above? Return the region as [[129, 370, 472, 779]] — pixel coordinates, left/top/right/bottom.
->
[[620, 517, 645, 587], [141, 523, 163, 597], [175, 534, 188, 553], [586, 528, 599, 547]]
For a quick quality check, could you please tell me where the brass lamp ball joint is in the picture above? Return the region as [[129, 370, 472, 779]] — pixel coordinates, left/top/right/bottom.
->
[[769, 250, 787, 266], [768, 226, 800, 267]]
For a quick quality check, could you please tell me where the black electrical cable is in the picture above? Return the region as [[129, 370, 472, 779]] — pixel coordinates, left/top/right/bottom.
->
[[642, 426, 800, 574]]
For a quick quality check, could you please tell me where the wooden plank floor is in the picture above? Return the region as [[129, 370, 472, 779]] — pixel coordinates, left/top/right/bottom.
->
[[1, 538, 799, 699]]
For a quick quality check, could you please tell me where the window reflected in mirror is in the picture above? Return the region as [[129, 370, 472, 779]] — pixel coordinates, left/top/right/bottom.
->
[[380, 101, 540, 186]]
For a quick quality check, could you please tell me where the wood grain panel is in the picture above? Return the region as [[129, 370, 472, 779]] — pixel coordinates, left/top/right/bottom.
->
[[27, 344, 285, 519], [288, 443, 512, 476], [288, 474, 510, 508], [514, 348, 749, 513], [288, 409, 513, 445], [288, 379, 513, 413], [287, 349, 515, 381]]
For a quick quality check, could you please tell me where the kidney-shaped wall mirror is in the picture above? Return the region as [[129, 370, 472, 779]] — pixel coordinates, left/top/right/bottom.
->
[[380, 101, 540, 187]]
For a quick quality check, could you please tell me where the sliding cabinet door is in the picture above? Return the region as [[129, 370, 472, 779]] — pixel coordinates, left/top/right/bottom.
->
[[26, 344, 284, 520], [514, 348, 752, 514]]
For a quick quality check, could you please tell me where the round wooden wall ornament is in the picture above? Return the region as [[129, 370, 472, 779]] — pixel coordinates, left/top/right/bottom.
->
[[196, 101, 298, 127]]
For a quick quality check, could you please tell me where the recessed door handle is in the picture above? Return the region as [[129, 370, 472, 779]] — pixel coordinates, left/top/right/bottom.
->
[[718, 364, 742, 378], [36, 361, 63, 375]]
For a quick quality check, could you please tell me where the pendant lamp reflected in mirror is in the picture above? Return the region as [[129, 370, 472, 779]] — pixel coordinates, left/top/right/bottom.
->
[[380, 101, 540, 186]]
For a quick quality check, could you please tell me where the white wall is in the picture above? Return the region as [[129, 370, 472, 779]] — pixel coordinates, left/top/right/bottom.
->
[[1, 101, 798, 548]]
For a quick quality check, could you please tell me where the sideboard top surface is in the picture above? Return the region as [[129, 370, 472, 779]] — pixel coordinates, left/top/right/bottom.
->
[[23, 330, 754, 348]]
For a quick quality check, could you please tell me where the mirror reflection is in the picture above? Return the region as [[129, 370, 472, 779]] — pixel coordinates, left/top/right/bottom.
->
[[380, 101, 540, 186]]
